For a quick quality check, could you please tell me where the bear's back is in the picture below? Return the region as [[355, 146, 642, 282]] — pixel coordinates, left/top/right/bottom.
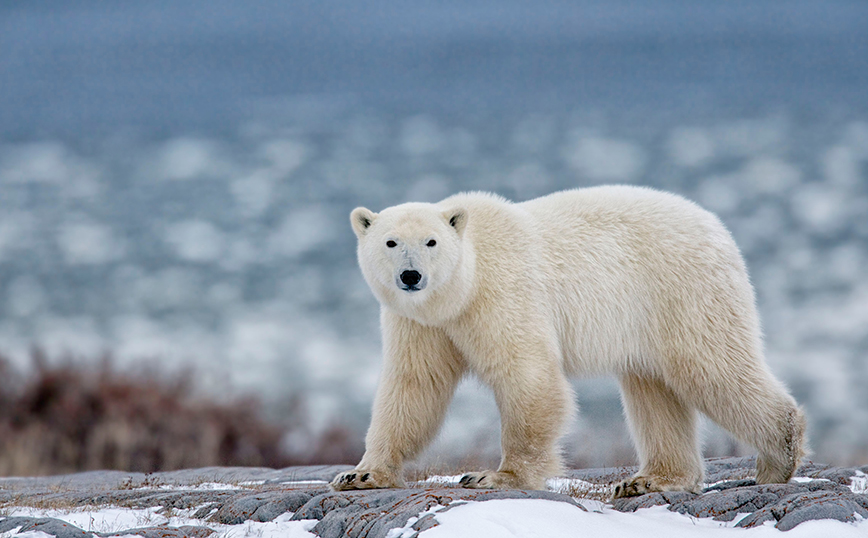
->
[[520, 186, 753, 374]]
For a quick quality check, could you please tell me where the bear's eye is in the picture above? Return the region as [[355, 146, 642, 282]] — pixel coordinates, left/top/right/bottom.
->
[[426, 239, 437, 247], [386, 240, 397, 248]]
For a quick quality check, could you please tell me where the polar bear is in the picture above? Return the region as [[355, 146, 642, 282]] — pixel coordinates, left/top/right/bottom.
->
[[331, 185, 806, 497]]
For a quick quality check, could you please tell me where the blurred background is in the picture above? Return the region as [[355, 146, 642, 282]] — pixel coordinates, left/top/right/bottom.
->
[[1, 0, 867, 475]]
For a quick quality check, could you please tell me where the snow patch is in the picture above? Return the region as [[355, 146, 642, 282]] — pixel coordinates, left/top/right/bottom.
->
[[546, 477, 610, 498], [419, 499, 868, 538], [415, 475, 464, 487], [154, 482, 243, 491], [851, 470, 867, 494], [385, 503, 447, 538], [277, 480, 328, 487]]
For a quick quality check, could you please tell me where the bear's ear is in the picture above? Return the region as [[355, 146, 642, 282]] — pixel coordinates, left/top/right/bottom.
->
[[444, 208, 468, 237], [350, 207, 378, 238]]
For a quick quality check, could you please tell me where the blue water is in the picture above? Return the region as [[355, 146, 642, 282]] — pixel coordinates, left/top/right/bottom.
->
[[3, 1, 867, 137], [1, 1, 867, 465]]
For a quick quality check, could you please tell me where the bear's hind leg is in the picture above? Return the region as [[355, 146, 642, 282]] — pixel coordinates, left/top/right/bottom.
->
[[614, 374, 703, 499], [687, 367, 807, 485]]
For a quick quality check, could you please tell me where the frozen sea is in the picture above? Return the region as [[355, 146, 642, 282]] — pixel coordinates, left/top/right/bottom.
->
[[1, 1, 867, 465]]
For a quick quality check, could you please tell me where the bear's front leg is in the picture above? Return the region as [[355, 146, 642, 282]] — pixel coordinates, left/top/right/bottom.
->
[[330, 312, 464, 492], [460, 349, 574, 491]]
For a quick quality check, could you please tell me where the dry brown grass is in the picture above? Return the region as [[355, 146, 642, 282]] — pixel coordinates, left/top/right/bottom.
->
[[0, 350, 363, 476]]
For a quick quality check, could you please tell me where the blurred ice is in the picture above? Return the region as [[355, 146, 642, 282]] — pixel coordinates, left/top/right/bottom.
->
[[562, 134, 646, 182], [713, 118, 785, 158], [267, 206, 339, 259], [0, 142, 103, 199], [512, 116, 557, 157], [164, 219, 226, 263], [6, 276, 46, 318], [1, 0, 867, 469], [0, 214, 37, 262], [34, 316, 105, 360], [400, 115, 444, 157], [695, 177, 740, 215], [57, 218, 126, 265], [403, 175, 452, 203], [231, 172, 275, 219], [790, 185, 848, 236], [0, 110, 866, 466], [822, 146, 861, 187], [740, 158, 801, 195], [258, 139, 309, 177], [156, 138, 227, 181], [506, 162, 552, 199], [668, 127, 715, 169]]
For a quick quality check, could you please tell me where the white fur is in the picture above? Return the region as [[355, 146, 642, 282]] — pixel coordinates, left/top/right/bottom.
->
[[332, 186, 806, 495]]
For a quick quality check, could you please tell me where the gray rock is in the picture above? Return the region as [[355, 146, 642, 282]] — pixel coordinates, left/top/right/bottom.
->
[[610, 491, 698, 512], [735, 489, 868, 531], [1, 459, 865, 535], [212, 489, 328, 524], [610, 467, 868, 531], [101, 525, 215, 538], [0, 517, 92, 538], [0, 465, 352, 494]]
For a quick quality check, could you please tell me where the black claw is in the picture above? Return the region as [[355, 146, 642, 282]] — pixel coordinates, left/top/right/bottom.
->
[[614, 485, 621, 495], [361, 473, 370, 482], [459, 475, 472, 486], [344, 473, 356, 483]]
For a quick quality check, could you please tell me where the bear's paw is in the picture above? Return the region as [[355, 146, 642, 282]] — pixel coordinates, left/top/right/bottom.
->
[[612, 475, 700, 499], [329, 469, 403, 491], [459, 470, 533, 490]]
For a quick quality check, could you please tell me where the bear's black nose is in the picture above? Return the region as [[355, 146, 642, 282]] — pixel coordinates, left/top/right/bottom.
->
[[400, 270, 422, 287]]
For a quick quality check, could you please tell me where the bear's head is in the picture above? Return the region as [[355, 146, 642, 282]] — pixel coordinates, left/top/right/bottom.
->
[[350, 202, 473, 324]]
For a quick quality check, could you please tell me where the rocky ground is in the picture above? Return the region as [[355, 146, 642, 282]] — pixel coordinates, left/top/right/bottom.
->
[[0, 458, 866, 538]]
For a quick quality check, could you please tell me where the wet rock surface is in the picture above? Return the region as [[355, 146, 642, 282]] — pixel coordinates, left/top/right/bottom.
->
[[0, 458, 864, 536]]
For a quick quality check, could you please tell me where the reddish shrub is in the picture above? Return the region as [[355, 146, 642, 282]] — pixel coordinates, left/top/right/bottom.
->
[[0, 350, 362, 476]]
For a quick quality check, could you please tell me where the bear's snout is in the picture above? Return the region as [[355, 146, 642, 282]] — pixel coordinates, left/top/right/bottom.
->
[[400, 270, 422, 288]]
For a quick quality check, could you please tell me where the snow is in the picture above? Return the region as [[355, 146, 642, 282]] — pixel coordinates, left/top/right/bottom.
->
[[216, 513, 317, 538], [6, 532, 53, 538], [546, 477, 611, 498], [852, 470, 868, 494], [415, 475, 464, 487], [277, 480, 329, 487], [145, 482, 245, 491], [4, 506, 318, 538], [410, 499, 868, 538]]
